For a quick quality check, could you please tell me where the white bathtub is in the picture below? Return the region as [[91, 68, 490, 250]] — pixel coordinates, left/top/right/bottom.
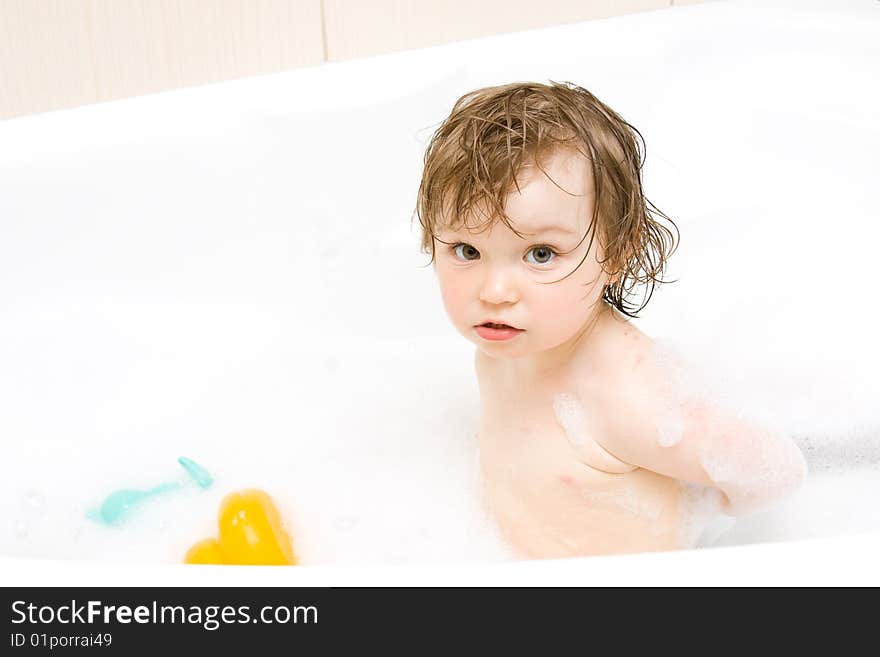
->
[[2, 0, 879, 585]]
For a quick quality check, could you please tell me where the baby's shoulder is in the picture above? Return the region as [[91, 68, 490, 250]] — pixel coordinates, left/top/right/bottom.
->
[[588, 316, 666, 396], [580, 322, 682, 446]]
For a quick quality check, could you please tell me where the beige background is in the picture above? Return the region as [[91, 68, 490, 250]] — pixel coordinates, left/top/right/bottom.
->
[[0, 0, 704, 120]]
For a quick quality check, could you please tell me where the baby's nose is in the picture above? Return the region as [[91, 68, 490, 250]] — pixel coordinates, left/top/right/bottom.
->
[[479, 267, 520, 304]]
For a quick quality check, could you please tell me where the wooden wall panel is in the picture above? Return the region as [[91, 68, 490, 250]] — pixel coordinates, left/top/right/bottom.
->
[[0, 0, 324, 120]]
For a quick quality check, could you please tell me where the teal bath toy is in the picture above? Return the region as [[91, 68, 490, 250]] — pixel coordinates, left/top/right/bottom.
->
[[88, 456, 213, 526], [177, 456, 213, 489]]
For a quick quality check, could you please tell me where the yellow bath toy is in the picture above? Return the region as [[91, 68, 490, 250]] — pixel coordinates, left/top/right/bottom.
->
[[184, 489, 298, 565]]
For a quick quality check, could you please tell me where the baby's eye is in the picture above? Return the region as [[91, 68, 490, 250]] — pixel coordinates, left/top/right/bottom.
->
[[525, 246, 557, 265], [452, 243, 480, 261]]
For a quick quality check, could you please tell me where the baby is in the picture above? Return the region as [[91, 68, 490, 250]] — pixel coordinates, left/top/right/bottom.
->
[[414, 81, 808, 559]]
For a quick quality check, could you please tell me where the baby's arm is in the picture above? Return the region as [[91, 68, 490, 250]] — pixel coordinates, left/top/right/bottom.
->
[[596, 357, 807, 517]]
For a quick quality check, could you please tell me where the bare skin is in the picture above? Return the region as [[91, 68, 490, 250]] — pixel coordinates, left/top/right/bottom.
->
[[474, 307, 687, 558]]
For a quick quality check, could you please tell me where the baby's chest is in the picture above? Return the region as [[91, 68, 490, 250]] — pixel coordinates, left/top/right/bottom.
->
[[478, 385, 636, 477], [478, 419, 613, 501], [477, 411, 683, 550]]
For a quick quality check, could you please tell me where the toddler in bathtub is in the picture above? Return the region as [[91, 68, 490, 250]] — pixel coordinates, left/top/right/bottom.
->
[[414, 81, 807, 558]]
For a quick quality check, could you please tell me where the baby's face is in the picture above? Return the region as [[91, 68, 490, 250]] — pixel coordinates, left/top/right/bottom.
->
[[433, 149, 611, 364]]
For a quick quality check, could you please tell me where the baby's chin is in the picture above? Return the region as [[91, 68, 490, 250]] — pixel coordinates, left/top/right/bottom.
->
[[471, 328, 590, 362], [476, 345, 522, 359], [470, 334, 535, 360]]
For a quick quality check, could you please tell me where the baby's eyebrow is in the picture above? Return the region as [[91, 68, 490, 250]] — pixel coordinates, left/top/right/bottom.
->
[[442, 223, 578, 238], [518, 224, 578, 236]]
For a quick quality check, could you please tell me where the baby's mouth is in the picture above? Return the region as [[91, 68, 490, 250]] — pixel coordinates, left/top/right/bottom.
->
[[478, 322, 522, 330]]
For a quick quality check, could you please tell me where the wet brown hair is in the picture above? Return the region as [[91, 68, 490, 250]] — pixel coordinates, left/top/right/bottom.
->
[[413, 80, 679, 317]]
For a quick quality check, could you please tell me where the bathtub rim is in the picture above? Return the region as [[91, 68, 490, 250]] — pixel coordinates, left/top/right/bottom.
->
[[2, 530, 877, 586]]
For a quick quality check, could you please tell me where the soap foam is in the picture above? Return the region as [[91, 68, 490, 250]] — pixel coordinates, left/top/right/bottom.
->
[[581, 489, 664, 523], [698, 420, 808, 516], [652, 339, 809, 517], [657, 403, 685, 448], [552, 393, 589, 446], [677, 481, 734, 548]]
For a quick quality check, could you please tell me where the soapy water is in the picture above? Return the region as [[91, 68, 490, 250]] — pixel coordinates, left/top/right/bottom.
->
[[1, 345, 518, 565]]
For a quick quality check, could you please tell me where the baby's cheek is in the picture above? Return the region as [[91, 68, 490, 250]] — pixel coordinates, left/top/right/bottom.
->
[[535, 286, 588, 330], [437, 273, 471, 326]]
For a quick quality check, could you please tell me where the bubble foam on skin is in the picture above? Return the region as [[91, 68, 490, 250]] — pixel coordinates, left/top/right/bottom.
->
[[552, 393, 589, 446], [652, 339, 809, 517], [581, 489, 664, 523], [636, 341, 690, 448], [657, 403, 685, 448], [697, 420, 809, 517], [677, 482, 734, 548]]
